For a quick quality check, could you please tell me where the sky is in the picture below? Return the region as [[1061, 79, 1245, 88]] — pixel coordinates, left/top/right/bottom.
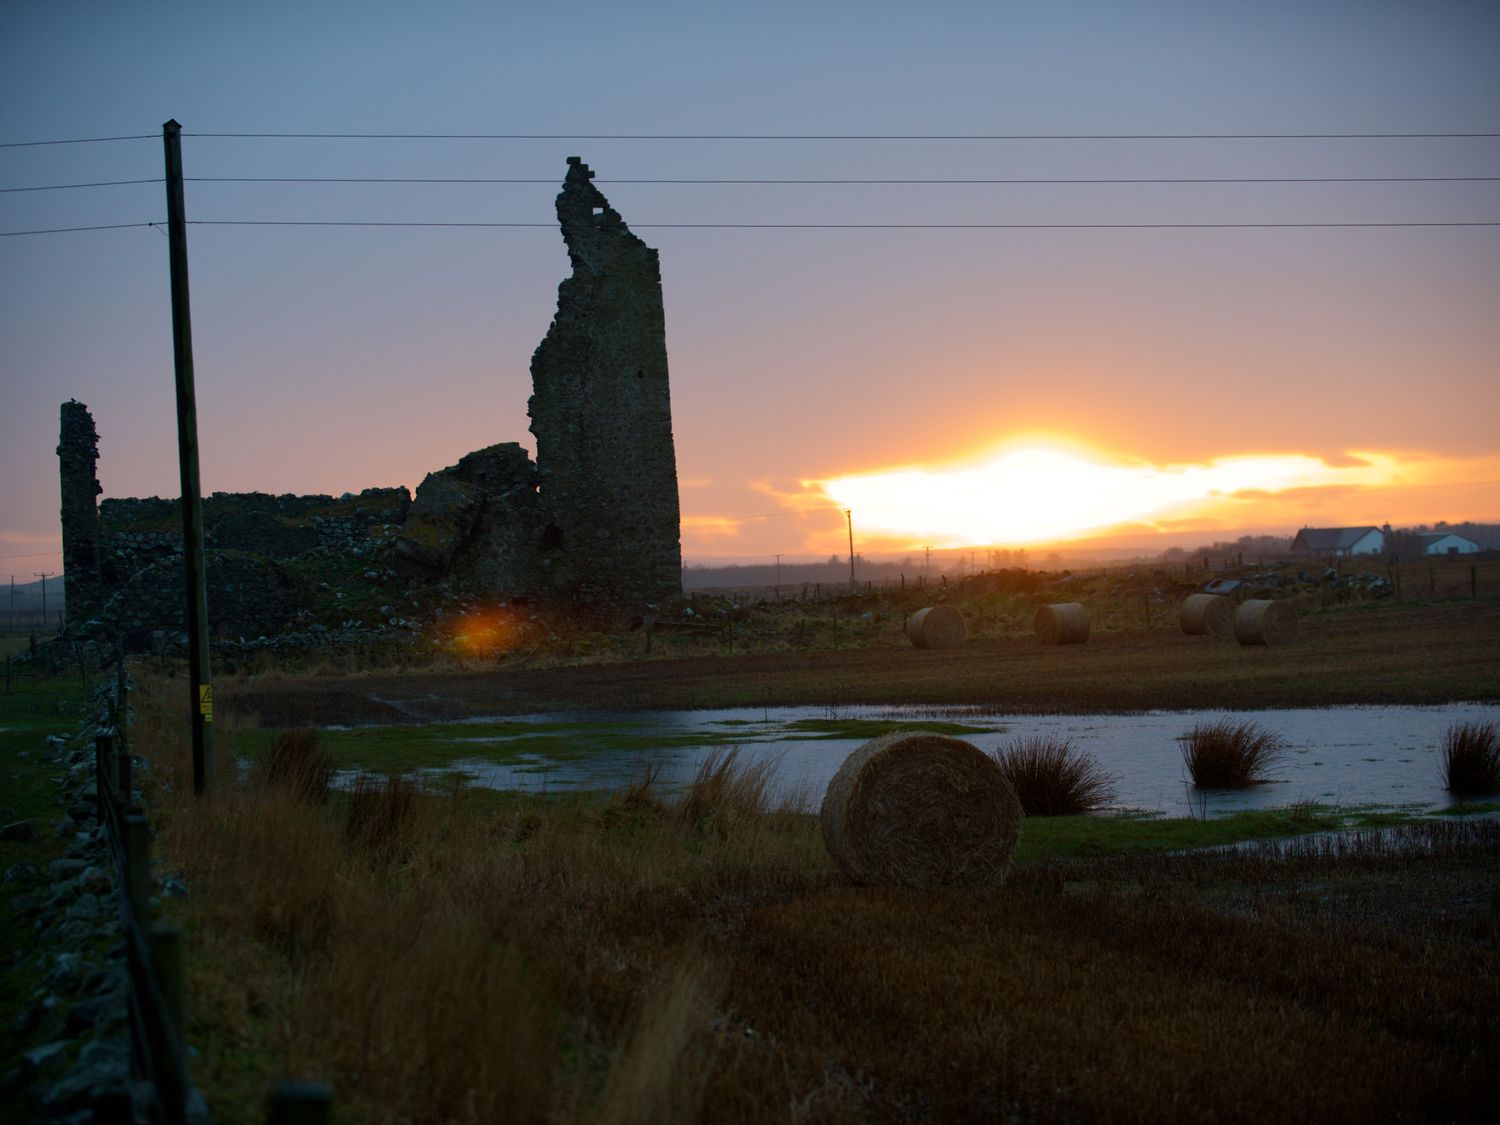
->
[[2, 0, 1497, 574]]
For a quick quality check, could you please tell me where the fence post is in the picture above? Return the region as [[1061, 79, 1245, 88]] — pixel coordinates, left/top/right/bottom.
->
[[95, 732, 112, 820], [124, 814, 152, 926], [266, 1082, 334, 1125], [1472, 565, 1478, 598], [150, 922, 186, 1036], [118, 746, 133, 804]]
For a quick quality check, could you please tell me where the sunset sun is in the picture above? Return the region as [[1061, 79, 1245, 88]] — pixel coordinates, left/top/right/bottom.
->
[[816, 443, 1407, 547]]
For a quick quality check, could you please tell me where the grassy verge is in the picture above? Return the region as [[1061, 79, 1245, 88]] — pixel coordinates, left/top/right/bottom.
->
[[131, 668, 1500, 1123]]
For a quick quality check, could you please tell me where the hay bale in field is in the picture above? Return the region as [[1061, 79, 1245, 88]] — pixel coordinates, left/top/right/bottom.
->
[[1233, 598, 1298, 646], [905, 605, 967, 649], [1179, 593, 1235, 637], [1034, 602, 1090, 645], [820, 732, 1022, 888]]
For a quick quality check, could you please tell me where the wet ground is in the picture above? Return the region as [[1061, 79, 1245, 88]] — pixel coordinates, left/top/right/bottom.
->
[[330, 701, 1500, 816]]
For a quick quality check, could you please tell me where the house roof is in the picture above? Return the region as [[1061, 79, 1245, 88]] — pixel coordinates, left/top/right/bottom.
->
[[1417, 532, 1478, 546], [1291, 526, 1382, 550]]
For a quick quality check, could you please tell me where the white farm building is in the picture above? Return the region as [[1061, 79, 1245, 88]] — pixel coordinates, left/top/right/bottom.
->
[[1290, 526, 1385, 557], [1418, 532, 1481, 556]]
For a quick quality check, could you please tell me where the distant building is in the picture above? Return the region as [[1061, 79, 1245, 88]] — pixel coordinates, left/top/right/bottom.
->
[[1417, 532, 1481, 556], [1290, 526, 1385, 557]]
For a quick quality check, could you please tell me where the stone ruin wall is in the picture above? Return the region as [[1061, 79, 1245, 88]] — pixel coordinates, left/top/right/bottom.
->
[[56, 401, 104, 624], [57, 157, 683, 642], [527, 157, 684, 609]]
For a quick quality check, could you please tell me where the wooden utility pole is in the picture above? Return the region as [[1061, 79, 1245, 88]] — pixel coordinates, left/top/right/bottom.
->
[[845, 509, 856, 587], [163, 120, 213, 795], [774, 554, 782, 589], [33, 572, 56, 628]]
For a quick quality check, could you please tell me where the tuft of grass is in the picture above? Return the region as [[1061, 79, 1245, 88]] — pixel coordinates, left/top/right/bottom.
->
[[992, 735, 1116, 816], [1179, 719, 1286, 789], [675, 747, 779, 836], [257, 728, 333, 803], [1441, 720, 1500, 796], [345, 772, 418, 859]]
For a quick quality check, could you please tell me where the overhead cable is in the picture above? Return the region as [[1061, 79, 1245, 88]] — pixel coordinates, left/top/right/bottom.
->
[[181, 131, 1500, 141]]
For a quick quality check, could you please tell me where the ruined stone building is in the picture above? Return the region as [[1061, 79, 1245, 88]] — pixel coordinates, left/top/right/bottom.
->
[[56, 401, 104, 624], [58, 159, 683, 643]]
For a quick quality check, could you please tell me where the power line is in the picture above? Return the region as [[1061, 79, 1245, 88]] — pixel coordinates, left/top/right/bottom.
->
[[184, 219, 1500, 230], [0, 222, 158, 238], [0, 134, 155, 148], [181, 174, 1500, 185], [1, 178, 164, 194], [8, 173, 1496, 194], [181, 130, 1500, 140], [7, 217, 1499, 238]]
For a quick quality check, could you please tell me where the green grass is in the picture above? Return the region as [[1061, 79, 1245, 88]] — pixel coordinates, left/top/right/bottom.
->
[[1010, 803, 1427, 862]]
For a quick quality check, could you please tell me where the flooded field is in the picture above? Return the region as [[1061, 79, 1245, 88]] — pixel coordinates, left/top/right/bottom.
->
[[332, 702, 1500, 817]]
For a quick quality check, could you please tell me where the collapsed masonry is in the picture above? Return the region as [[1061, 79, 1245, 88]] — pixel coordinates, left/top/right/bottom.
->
[[58, 158, 683, 643]]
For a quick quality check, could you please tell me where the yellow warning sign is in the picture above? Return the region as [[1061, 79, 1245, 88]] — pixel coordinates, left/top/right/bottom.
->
[[199, 684, 214, 721]]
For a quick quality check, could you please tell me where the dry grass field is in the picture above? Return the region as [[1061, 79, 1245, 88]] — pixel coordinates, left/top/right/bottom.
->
[[126, 658, 1500, 1123], [46, 586, 1488, 1121], [221, 599, 1500, 727], [126, 591, 1500, 1122]]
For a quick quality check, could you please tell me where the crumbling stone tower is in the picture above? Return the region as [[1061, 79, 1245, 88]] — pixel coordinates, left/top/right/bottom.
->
[[56, 399, 105, 627], [528, 157, 683, 609]]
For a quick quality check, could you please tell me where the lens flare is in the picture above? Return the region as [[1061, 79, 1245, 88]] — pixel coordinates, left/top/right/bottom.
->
[[449, 607, 523, 657]]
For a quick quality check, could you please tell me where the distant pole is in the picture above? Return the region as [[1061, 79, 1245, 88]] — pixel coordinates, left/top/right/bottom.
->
[[33, 572, 55, 628], [163, 119, 213, 795], [845, 509, 856, 588], [774, 553, 782, 589], [924, 545, 932, 576]]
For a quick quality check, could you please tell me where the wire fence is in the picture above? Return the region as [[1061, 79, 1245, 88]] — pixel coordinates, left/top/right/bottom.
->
[[93, 651, 333, 1123]]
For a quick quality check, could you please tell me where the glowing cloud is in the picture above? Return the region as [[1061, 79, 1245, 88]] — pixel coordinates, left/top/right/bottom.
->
[[816, 447, 1409, 546]]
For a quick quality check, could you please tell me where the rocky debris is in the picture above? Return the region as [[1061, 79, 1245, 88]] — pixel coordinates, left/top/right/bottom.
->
[[395, 443, 545, 593], [394, 473, 486, 575], [57, 401, 105, 629]]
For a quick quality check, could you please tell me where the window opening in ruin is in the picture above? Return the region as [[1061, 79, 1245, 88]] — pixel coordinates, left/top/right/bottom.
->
[[540, 524, 564, 551]]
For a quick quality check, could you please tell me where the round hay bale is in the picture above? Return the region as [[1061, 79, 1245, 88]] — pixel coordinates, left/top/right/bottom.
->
[[821, 732, 1022, 888], [1179, 593, 1235, 637], [905, 605, 967, 649], [1233, 599, 1298, 646], [1034, 602, 1090, 645]]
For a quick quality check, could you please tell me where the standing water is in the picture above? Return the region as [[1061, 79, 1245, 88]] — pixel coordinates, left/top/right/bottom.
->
[[336, 703, 1500, 817]]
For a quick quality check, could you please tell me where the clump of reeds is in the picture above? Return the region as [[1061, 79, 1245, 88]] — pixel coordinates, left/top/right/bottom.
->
[[992, 735, 1116, 816], [257, 728, 333, 803], [345, 772, 418, 860], [676, 748, 778, 836], [1441, 720, 1500, 796], [1179, 719, 1285, 789]]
